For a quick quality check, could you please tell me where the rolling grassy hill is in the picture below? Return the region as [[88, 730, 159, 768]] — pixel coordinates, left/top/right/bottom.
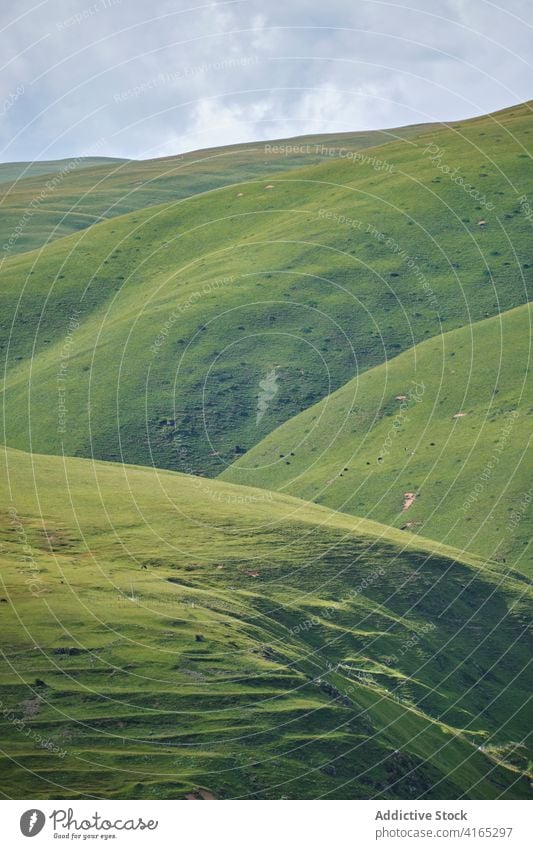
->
[[0, 446, 530, 799], [221, 304, 533, 573], [0, 103, 531, 801], [1, 102, 531, 483], [0, 158, 129, 187], [0, 123, 429, 258]]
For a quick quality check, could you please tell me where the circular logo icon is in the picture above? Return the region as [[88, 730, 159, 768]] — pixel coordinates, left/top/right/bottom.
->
[[20, 809, 46, 837]]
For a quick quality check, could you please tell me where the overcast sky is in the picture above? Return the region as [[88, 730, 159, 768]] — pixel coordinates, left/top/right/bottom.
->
[[1, 0, 532, 162]]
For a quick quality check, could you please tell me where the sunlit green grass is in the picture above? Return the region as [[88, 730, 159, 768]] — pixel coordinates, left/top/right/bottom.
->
[[222, 304, 533, 573], [0, 102, 531, 801], [0, 446, 530, 798], [0, 123, 428, 255], [1, 103, 531, 481]]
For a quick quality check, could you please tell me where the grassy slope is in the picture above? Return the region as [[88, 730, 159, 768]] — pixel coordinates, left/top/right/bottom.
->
[[222, 304, 533, 573], [1, 103, 532, 478], [0, 124, 428, 257], [0, 158, 129, 186], [0, 446, 530, 799]]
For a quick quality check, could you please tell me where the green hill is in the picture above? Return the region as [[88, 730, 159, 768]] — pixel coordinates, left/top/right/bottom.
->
[[221, 304, 533, 573], [1, 103, 531, 482], [0, 123, 428, 258], [0, 157, 129, 186], [0, 446, 530, 799]]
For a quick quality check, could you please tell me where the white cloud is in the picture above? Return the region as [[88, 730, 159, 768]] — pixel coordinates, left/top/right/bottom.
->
[[0, 0, 531, 161]]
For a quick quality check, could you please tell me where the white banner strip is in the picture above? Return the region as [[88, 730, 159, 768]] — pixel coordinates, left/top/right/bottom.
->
[[1, 799, 531, 848]]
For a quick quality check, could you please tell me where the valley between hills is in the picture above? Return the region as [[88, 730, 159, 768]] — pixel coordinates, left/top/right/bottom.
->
[[0, 101, 531, 799]]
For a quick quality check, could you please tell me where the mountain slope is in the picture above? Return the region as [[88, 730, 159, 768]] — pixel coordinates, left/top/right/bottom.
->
[[0, 123, 429, 258], [0, 446, 530, 799], [0, 157, 129, 186], [1, 103, 531, 478], [221, 304, 533, 573]]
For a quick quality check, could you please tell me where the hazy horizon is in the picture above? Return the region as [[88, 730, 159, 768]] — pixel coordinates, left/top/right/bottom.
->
[[2, 95, 530, 165]]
